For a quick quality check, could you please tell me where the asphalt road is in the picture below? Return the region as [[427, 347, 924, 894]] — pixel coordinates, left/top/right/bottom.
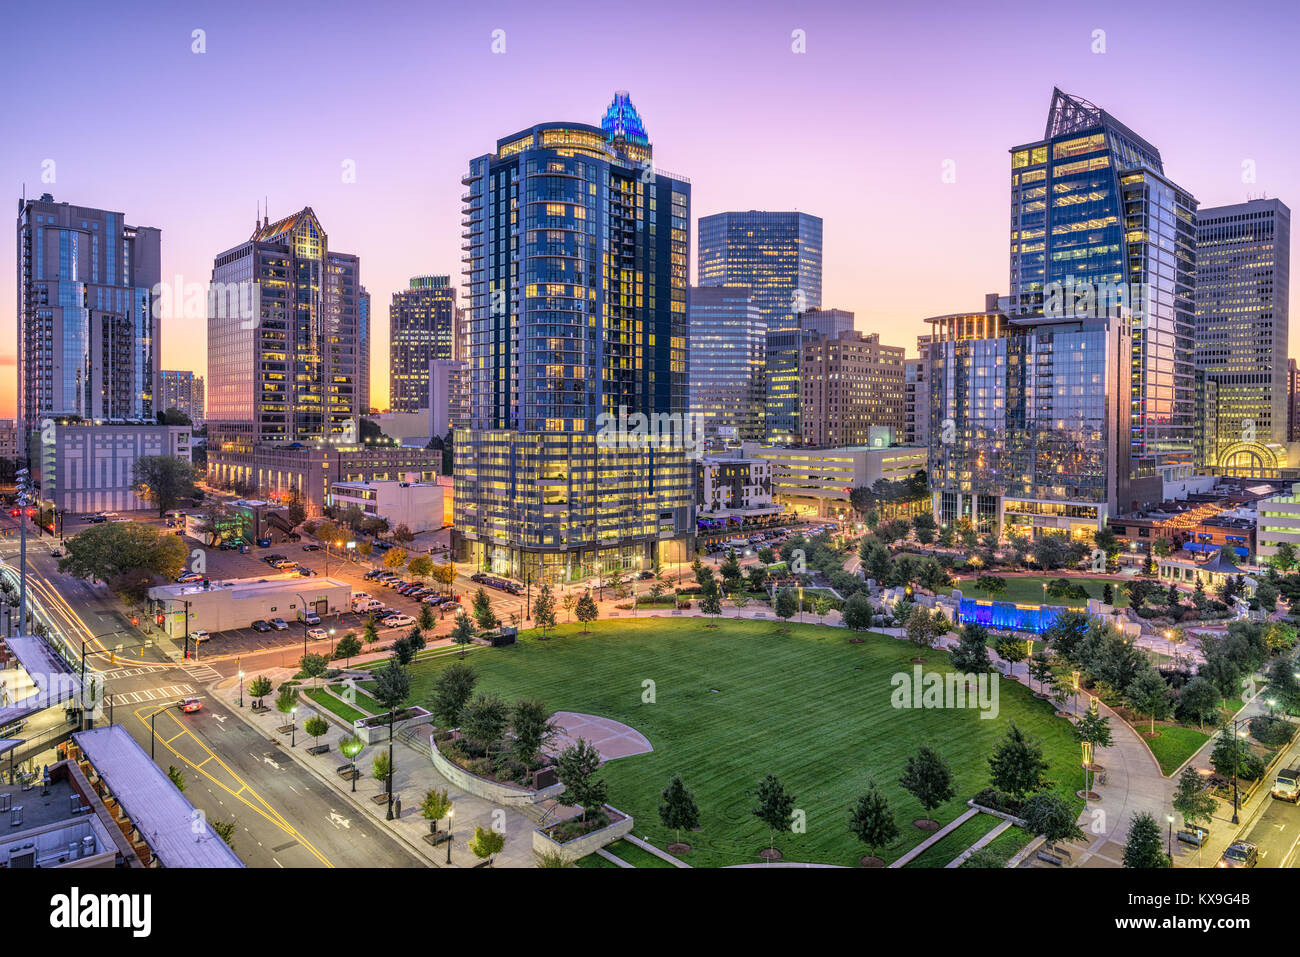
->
[[1240, 789, 1300, 868]]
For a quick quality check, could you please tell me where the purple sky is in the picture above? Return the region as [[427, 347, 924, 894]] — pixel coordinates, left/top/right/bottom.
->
[[3, 0, 1297, 416]]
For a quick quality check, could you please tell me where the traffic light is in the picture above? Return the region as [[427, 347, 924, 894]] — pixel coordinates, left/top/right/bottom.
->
[[130, 616, 139, 627]]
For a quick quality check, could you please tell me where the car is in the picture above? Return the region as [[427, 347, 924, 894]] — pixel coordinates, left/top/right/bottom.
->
[[256, 538, 272, 548], [382, 614, 415, 628], [87, 515, 108, 524], [299, 611, 321, 625], [1217, 841, 1258, 868], [306, 627, 327, 640], [363, 570, 384, 580], [179, 698, 203, 714], [273, 560, 297, 569], [302, 544, 321, 551], [176, 573, 203, 584], [354, 599, 384, 613], [1273, 763, 1300, 802], [298, 567, 316, 577], [251, 619, 273, 632], [49, 549, 62, 558], [422, 594, 446, 605], [351, 592, 372, 602], [270, 618, 289, 631], [219, 541, 239, 550], [189, 630, 210, 643]]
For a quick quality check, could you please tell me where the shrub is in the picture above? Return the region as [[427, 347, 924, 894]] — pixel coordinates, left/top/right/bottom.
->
[[1249, 715, 1294, 748], [972, 787, 1023, 815]]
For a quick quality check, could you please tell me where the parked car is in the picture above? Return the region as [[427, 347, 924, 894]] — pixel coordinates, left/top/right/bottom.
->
[[189, 630, 210, 644], [306, 627, 327, 640], [298, 567, 316, 577], [251, 619, 273, 632], [302, 544, 321, 552], [423, 594, 446, 605], [363, 570, 385, 580], [381, 614, 415, 628], [270, 618, 289, 631], [1217, 841, 1258, 868], [176, 573, 203, 584]]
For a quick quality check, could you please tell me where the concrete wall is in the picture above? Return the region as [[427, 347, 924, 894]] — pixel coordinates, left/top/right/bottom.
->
[[427, 732, 563, 805], [532, 805, 634, 864]]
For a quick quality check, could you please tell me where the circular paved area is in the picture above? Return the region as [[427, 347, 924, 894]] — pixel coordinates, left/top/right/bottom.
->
[[548, 711, 652, 761]]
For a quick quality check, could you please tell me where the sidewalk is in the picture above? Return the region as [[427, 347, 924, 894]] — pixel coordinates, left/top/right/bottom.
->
[[213, 668, 539, 868]]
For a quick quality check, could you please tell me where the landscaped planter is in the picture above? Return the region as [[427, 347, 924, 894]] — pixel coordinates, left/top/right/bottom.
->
[[532, 805, 633, 864], [428, 734, 564, 805], [355, 706, 433, 745]]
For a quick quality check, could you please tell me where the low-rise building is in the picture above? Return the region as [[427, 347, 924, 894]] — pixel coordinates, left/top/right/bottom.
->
[[740, 441, 928, 519], [697, 455, 780, 526], [147, 575, 352, 636], [331, 475, 449, 533], [32, 421, 192, 513]]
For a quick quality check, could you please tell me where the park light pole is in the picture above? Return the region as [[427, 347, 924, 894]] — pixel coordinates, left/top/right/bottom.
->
[[1166, 814, 1174, 859], [290, 706, 297, 747], [445, 808, 454, 864], [238, 668, 245, 708]]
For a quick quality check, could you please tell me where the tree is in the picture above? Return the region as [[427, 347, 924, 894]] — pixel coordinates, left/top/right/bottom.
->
[[472, 587, 499, 632], [912, 512, 937, 545], [450, 612, 476, 657], [1126, 669, 1173, 734], [842, 592, 874, 631], [1171, 766, 1216, 834], [383, 547, 408, 571], [211, 818, 237, 849], [60, 521, 188, 593], [575, 592, 599, 634], [699, 580, 723, 621], [460, 693, 510, 754], [1021, 793, 1084, 847], [1122, 812, 1170, 868], [995, 635, 1028, 677], [421, 788, 452, 833], [659, 775, 701, 848], [372, 656, 411, 714], [561, 592, 577, 624], [132, 455, 197, 517], [773, 587, 798, 624], [392, 523, 415, 546], [469, 825, 506, 866], [159, 406, 193, 426], [298, 653, 328, 688], [949, 624, 993, 673], [1028, 652, 1054, 695], [363, 617, 380, 645], [418, 601, 436, 632], [848, 784, 900, 862], [275, 684, 298, 722], [429, 661, 478, 728], [987, 722, 1049, 799], [752, 774, 796, 856], [1102, 582, 1114, 606], [372, 752, 392, 794], [334, 632, 362, 666], [906, 609, 945, 651], [511, 698, 559, 767], [533, 583, 556, 635], [899, 746, 955, 822], [338, 733, 364, 770], [719, 550, 744, 592], [1152, 537, 1173, 559], [391, 635, 416, 666], [248, 675, 272, 708], [555, 738, 607, 823], [167, 765, 186, 792], [973, 575, 1007, 598], [304, 715, 329, 747], [1273, 542, 1298, 572], [408, 554, 434, 582], [1175, 676, 1221, 729]]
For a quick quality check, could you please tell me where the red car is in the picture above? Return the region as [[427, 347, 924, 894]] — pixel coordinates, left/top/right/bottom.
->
[[179, 698, 202, 714]]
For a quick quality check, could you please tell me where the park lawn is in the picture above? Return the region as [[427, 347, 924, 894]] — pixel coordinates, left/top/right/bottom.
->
[[959, 575, 1129, 609], [400, 617, 1083, 868], [903, 813, 1001, 868], [602, 839, 677, 869], [1140, 723, 1211, 776], [961, 824, 1029, 867], [303, 687, 365, 724], [575, 851, 621, 869]]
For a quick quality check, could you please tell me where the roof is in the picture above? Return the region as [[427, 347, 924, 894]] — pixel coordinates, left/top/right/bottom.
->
[[1199, 549, 1245, 575], [72, 725, 243, 868], [0, 635, 82, 726], [150, 575, 350, 601]]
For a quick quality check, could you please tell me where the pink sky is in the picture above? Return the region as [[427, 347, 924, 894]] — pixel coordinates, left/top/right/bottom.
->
[[3, 0, 1297, 416]]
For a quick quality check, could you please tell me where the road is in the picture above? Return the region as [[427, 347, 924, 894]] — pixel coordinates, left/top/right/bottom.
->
[[1239, 788, 1300, 868]]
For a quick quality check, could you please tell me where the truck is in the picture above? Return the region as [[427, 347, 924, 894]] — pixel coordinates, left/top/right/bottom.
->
[[1272, 763, 1300, 802]]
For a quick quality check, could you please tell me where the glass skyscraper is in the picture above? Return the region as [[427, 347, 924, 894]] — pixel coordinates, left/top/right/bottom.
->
[[697, 210, 822, 443], [389, 275, 457, 414], [453, 92, 694, 583], [1194, 198, 1291, 476], [687, 285, 765, 447]]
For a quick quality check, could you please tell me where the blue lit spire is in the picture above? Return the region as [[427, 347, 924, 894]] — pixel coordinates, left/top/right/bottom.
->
[[601, 91, 649, 146]]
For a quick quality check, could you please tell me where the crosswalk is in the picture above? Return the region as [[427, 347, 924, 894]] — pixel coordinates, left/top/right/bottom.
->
[[98, 665, 172, 681], [179, 662, 222, 683], [110, 683, 195, 705]]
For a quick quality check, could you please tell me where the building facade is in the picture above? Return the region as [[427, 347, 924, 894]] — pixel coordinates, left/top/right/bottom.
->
[[696, 455, 779, 525], [697, 210, 823, 444], [359, 285, 371, 414], [331, 477, 449, 533], [16, 194, 162, 440], [160, 369, 205, 424], [687, 285, 765, 447], [389, 275, 458, 415], [207, 207, 362, 454], [799, 331, 905, 447], [742, 441, 927, 519], [1194, 198, 1291, 476], [454, 93, 694, 583], [904, 357, 930, 447], [34, 422, 192, 513]]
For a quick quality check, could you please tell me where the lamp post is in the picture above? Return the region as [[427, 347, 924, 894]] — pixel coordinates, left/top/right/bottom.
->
[[290, 706, 297, 747], [1230, 717, 1246, 824], [238, 668, 245, 708], [15, 468, 30, 636], [1166, 814, 1174, 860], [445, 808, 454, 865]]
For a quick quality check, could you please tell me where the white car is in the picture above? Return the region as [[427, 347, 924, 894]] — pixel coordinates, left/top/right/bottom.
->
[[306, 627, 328, 640], [189, 630, 210, 644], [382, 614, 415, 628]]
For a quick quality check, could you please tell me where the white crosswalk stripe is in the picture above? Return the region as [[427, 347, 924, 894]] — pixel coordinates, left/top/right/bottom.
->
[[111, 683, 195, 704], [179, 662, 221, 683]]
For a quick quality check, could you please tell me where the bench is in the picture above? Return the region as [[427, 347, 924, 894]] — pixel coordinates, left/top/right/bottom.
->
[[424, 831, 452, 847], [1177, 828, 1208, 847], [306, 745, 330, 756], [1036, 849, 1064, 866], [335, 763, 357, 777]]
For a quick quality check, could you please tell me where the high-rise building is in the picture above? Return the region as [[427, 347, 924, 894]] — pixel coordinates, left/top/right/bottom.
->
[[687, 285, 765, 447], [453, 92, 694, 582], [904, 357, 929, 447], [389, 275, 457, 414], [799, 331, 905, 447], [160, 370, 205, 424], [207, 207, 362, 453], [697, 210, 822, 443], [358, 285, 371, 414], [1289, 358, 1300, 443], [16, 193, 162, 440], [1009, 89, 1198, 506], [800, 308, 854, 340], [1194, 198, 1291, 475]]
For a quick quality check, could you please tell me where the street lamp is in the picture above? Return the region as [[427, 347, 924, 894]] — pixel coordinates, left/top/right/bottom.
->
[[290, 706, 298, 747], [238, 669, 245, 708], [1166, 814, 1174, 859], [445, 808, 454, 865]]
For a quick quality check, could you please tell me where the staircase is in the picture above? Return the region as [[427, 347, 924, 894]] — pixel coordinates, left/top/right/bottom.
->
[[395, 725, 433, 760]]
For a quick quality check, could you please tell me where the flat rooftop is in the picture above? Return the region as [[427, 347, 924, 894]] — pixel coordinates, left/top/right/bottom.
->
[[151, 574, 350, 600]]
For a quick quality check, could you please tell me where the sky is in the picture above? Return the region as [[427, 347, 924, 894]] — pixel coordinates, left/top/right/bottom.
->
[[3, 0, 1298, 417]]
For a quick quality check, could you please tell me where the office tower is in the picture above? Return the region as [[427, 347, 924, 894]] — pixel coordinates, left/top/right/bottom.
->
[[698, 210, 822, 443], [799, 331, 905, 447], [207, 207, 361, 452], [904, 357, 929, 447], [16, 193, 161, 439], [688, 285, 765, 447], [160, 370, 205, 424], [800, 308, 854, 339], [1194, 370, 1219, 473], [454, 92, 694, 582], [389, 275, 457, 414], [358, 285, 371, 414], [1194, 198, 1291, 475], [1289, 358, 1300, 443], [1009, 89, 1198, 506]]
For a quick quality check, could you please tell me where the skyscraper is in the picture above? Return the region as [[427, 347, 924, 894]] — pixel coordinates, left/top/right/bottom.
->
[[687, 285, 765, 447], [160, 370, 205, 424], [358, 285, 371, 414], [1009, 89, 1198, 506], [1194, 198, 1291, 475], [207, 207, 362, 452], [16, 193, 162, 439], [454, 92, 694, 582], [389, 275, 457, 414], [697, 210, 822, 443]]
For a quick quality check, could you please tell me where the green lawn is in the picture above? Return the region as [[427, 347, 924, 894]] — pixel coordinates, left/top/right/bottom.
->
[[600, 839, 677, 868], [303, 687, 365, 724], [904, 813, 1001, 868], [957, 575, 1129, 608], [400, 617, 1083, 867], [961, 824, 1029, 868], [1141, 724, 1211, 776]]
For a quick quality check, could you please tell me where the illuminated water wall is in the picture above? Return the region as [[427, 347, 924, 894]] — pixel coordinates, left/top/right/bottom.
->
[[956, 598, 1067, 633]]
